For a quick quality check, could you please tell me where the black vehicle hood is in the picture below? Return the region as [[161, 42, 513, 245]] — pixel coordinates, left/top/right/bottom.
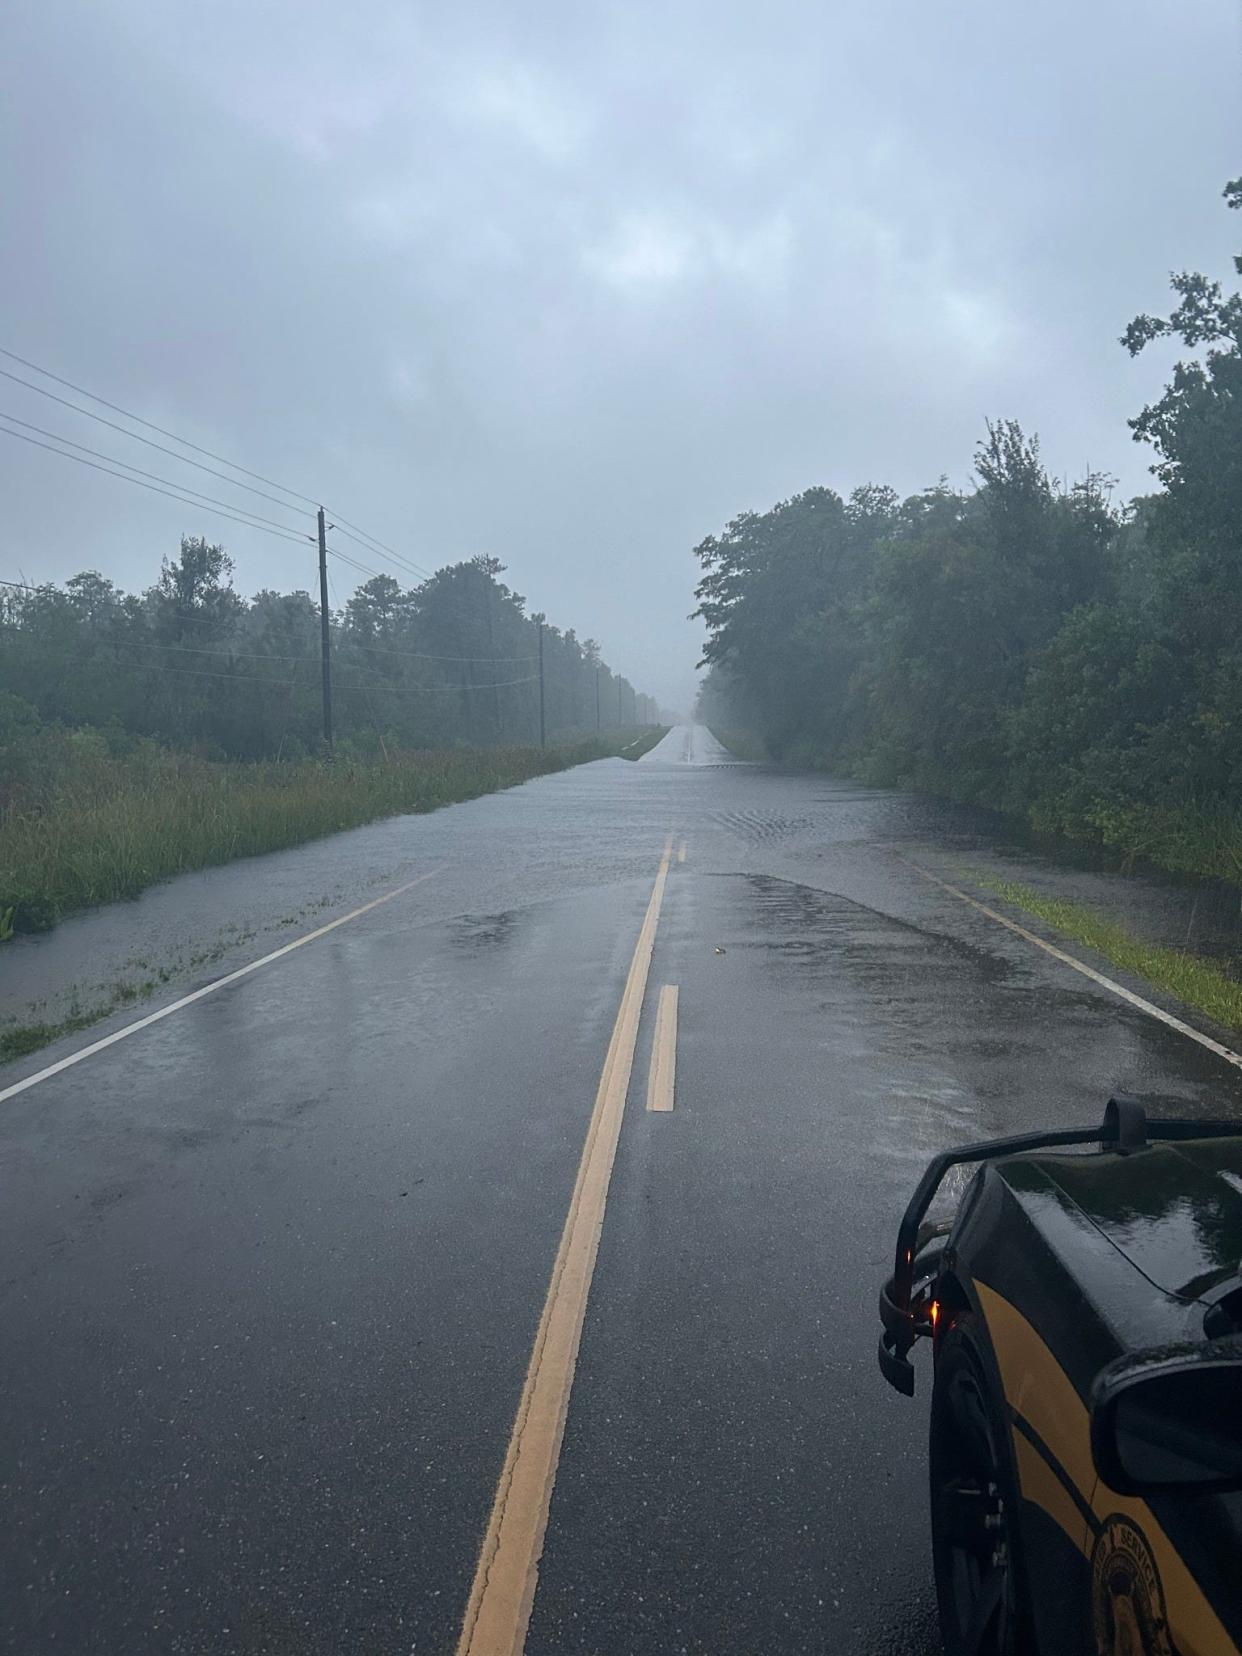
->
[[1031, 1137, 1242, 1302]]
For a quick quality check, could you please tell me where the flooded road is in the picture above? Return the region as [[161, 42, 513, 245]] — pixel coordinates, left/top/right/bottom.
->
[[3, 726, 1241, 1654]]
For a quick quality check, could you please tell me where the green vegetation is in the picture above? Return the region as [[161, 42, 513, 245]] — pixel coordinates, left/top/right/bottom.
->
[[971, 874, 1242, 1035], [619, 727, 670, 761], [0, 709, 663, 935], [2, 1011, 99, 1063], [1, 535, 665, 935], [0, 725, 666, 1061], [2, 546, 657, 759], [1, 913, 302, 1062], [694, 179, 1242, 887], [706, 727, 768, 762]]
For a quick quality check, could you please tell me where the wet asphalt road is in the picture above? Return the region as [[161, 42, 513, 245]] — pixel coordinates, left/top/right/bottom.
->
[[4, 724, 1242, 1655]]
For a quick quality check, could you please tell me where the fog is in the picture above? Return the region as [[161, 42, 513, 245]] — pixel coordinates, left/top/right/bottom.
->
[[3, 0, 1239, 708]]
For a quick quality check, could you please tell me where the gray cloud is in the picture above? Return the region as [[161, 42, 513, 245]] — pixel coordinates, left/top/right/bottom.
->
[[3, 0, 1239, 707]]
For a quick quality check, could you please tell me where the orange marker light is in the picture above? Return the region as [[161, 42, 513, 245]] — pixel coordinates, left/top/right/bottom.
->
[[930, 1299, 940, 1330]]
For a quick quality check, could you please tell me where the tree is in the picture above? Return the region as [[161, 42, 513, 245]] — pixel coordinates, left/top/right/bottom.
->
[[149, 536, 244, 637], [1120, 178, 1242, 657], [1, 537, 649, 762], [343, 574, 414, 643]]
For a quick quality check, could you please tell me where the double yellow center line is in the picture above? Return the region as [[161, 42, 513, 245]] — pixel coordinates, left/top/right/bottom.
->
[[455, 837, 676, 1656]]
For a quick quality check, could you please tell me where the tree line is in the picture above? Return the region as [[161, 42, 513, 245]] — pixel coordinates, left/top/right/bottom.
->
[[694, 179, 1242, 880], [1, 547, 658, 762]]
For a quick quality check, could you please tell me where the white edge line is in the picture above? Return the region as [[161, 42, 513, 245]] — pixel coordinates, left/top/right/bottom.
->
[[901, 857, 1242, 1072], [0, 866, 444, 1105]]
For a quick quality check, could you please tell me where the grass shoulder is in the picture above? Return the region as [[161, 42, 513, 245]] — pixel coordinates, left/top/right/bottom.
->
[[971, 872, 1242, 1034], [0, 726, 667, 1065], [1, 727, 667, 941], [616, 727, 669, 760]]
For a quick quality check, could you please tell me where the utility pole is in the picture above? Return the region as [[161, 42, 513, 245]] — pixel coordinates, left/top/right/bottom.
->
[[595, 665, 601, 732], [317, 506, 333, 750], [538, 619, 546, 748], [617, 680, 623, 727], [484, 577, 501, 743]]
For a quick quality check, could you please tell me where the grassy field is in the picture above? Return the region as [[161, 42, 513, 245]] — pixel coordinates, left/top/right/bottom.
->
[[1, 727, 667, 939], [973, 873, 1242, 1034]]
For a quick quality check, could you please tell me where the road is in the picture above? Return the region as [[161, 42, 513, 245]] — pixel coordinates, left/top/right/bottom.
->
[[3, 724, 1239, 1655]]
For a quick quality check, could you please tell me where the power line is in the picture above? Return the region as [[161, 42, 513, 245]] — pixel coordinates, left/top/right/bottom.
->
[[0, 410, 318, 542], [334, 672, 539, 697], [0, 421, 312, 546], [343, 639, 537, 664], [329, 522, 429, 583], [8, 596, 539, 665], [325, 544, 385, 581], [3, 628, 535, 692], [0, 346, 437, 583], [101, 656, 304, 686], [0, 366, 313, 522], [0, 345, 320, 510], [117, 596, 540, 663], [59, 594, 537, 665], [126, 623, 536, 667], [329, 518, 432, 581], [89, 600, 321, 634], [127, 638, 318, 664], [101, 648, 537, 695]]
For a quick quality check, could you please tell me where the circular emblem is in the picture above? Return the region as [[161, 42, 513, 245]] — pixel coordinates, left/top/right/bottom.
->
[[1091, 1514, 1177, 1656]]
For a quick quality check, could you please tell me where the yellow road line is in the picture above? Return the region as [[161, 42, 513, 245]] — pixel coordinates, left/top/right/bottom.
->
[[0, 867, 445, 1105], [902, 858, 1242, 1071], [646, 985, 679, 1113], [456, 840, 674, 1656], [677, 841, 686, 864]]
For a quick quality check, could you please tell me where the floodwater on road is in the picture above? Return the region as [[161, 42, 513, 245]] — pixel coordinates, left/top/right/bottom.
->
[[7, 723, 1240, 1042], [3, 725, 1240, 1654]]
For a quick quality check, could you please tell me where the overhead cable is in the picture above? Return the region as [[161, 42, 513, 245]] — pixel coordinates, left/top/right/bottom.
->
[[0, 367, 312, 521], [0, 345, 437, 581], [328, 516, 432, 580], [0, 410, 316, 541], [0, 421, 312, 545], [0, 345, 320, 509]]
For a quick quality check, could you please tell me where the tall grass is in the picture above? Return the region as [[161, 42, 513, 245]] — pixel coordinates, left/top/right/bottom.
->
[[1, 729, 665, 934]]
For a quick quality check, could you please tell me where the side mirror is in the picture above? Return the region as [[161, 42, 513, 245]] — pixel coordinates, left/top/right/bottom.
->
[[1091, 1342, 1242, 1496]]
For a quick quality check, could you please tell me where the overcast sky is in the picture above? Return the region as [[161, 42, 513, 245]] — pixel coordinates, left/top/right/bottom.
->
[[3, 1, 1240, 710]]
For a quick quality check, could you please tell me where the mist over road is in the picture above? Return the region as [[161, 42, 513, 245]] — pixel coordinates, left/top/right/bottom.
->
[[3, 728, 1238, 1655], [638, 723, 738, 765]]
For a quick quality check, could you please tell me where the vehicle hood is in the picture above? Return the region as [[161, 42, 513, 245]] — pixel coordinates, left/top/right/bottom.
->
[[1032, 1137, 1242, 1302]]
